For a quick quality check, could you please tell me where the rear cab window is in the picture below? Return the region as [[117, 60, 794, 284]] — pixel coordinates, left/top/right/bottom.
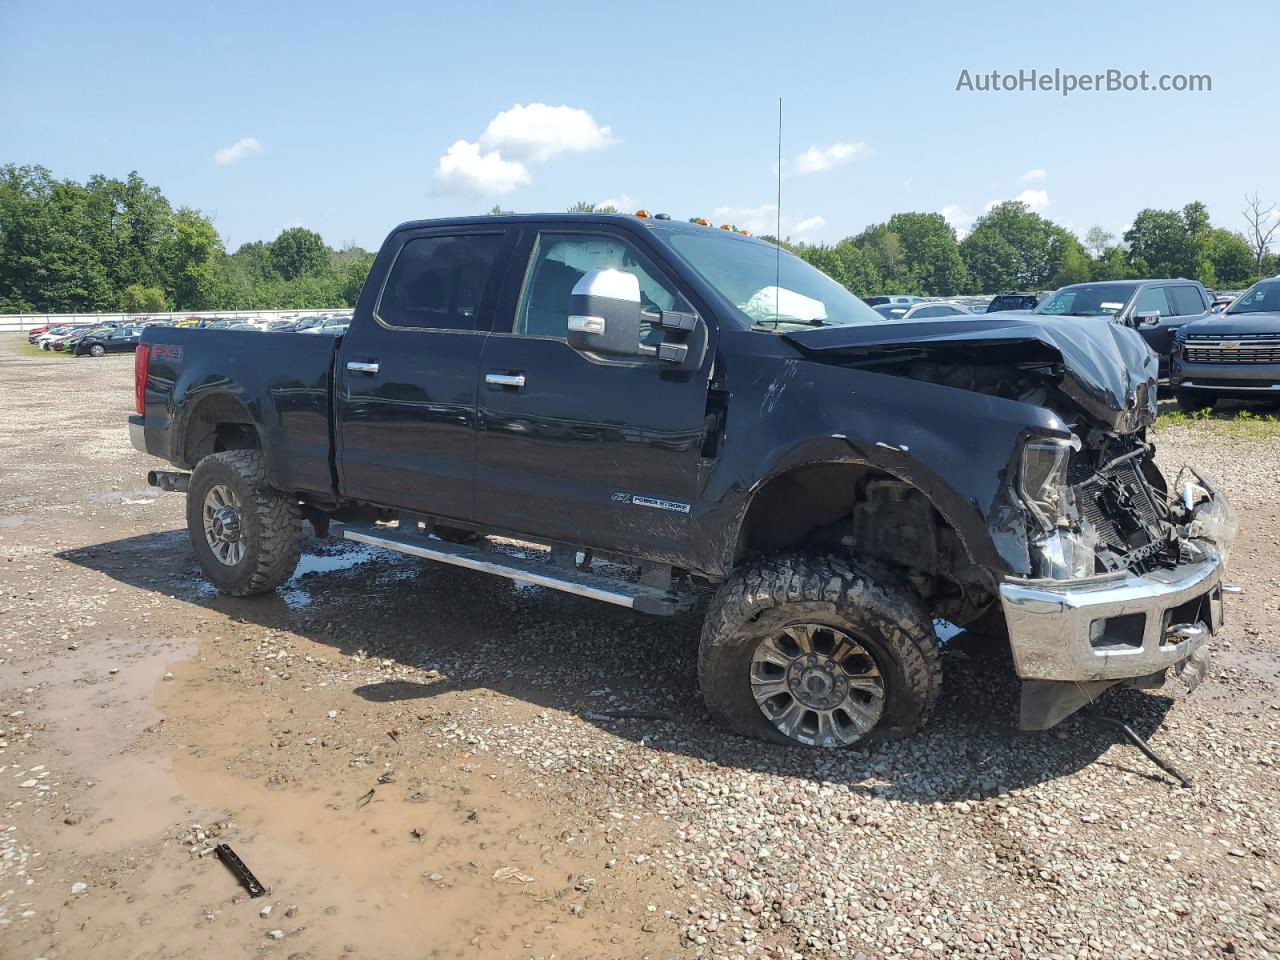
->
[[376, 233, 505, 331]]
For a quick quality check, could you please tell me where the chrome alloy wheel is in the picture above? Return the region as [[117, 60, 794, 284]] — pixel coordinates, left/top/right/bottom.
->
[[749, 624, 886, 747], [202, 483, 246, 566]]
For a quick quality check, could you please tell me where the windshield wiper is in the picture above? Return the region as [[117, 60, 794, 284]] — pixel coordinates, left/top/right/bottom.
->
[[752, 317, 829, 329]]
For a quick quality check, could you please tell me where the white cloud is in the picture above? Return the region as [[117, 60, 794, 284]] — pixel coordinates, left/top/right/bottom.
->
[[214, 137, 263, 165], [712, 203, 825, 238], [433, 140, 531, 195], [1016, 189, 1050, 211], [1019, 168, 1047, 183], [478, 103, 616, 163], [793, 215, 826, 236], [984, 190, 1050, 213], [596, 193, 634, 212], [791, 142, 865, 175], [941, 204, 976, 238]]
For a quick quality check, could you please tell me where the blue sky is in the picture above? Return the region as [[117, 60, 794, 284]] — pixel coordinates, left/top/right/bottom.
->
[[2, 0, 1276, 251]]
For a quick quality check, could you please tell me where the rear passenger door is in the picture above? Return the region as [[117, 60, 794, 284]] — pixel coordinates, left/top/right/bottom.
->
[[335, 226, 511, 520]]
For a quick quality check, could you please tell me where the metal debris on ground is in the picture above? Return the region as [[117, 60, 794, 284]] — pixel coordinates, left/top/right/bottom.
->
[[356, 788, 375, 807], [214, 843, 267, 898]]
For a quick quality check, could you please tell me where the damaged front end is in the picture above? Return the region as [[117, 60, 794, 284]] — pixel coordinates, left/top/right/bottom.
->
[[1005, 436, 1234, 729], [780, 314, 1235, 729]]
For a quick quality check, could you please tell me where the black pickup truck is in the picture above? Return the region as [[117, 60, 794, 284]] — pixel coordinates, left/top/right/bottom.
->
[[130, 213, 1236, 748]]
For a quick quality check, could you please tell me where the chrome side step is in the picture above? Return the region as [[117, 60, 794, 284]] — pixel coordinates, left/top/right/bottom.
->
[[335, 523, 693, 615]]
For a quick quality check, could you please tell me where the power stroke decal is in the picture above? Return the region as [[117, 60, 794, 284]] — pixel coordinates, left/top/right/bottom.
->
[[611, 492, 691, 514]]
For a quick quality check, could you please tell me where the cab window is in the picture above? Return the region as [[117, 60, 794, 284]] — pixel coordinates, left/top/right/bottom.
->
[[514, 233, 676, 339], [377, 234, 504, 331], [1133, 285, 1173, 316]]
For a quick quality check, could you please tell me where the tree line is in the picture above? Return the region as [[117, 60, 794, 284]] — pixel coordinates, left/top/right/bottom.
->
[[2, 163, 1277, 314], [0, 164, 373, 314], [773, 198, 1277, 299]]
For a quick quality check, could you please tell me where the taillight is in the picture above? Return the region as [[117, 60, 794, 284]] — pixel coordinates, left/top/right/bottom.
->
[[134, 344, 150, 415]]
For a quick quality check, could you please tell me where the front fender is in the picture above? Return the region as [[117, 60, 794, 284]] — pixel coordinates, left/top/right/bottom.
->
[[692, 341, 1070, 578]]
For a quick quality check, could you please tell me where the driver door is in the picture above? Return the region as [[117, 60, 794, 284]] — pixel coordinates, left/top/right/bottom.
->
[[474, 227, 713, 560]]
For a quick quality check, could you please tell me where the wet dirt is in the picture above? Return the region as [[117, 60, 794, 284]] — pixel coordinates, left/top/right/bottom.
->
[[0, 341, 683, 960]]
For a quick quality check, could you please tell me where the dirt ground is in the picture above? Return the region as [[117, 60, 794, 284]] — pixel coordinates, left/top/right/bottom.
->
[[1, 334, 1278, 960]]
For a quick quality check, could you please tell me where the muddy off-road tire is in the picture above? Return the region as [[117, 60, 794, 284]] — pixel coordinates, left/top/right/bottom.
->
[[186, 450, 301, 596], [699, 553, 941, 748]]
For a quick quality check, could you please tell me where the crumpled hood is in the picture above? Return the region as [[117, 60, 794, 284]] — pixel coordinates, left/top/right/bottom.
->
[[783, 313, 1158, 432]]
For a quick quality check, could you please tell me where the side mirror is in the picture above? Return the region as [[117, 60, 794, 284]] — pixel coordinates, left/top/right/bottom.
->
[[567, 269, 643, 357], [1134, 309, 1161, 326]]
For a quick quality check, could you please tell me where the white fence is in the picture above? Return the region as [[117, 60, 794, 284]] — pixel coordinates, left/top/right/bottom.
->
[[0, 308, 343, 334]]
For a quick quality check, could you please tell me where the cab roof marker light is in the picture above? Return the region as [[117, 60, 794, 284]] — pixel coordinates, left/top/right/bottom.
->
[[633, 209, 650, 218]]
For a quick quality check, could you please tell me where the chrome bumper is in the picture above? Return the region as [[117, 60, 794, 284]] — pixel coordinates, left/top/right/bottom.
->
[[1000, 556, 1223, 682]]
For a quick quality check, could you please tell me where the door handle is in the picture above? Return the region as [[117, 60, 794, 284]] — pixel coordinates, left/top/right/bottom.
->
[[485, 371, 526, 389], [346, 360, 380, 375]]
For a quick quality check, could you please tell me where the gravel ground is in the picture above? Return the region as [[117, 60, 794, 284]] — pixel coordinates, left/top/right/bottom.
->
[[1, 335, 1278, 960]]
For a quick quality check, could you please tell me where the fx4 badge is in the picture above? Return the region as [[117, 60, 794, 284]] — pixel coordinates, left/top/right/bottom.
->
[[611, 492, 691, 514]]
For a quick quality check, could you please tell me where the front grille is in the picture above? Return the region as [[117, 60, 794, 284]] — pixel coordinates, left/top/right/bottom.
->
[[1184, 346, 1280, 363], [1183, 333, 1280, 364]]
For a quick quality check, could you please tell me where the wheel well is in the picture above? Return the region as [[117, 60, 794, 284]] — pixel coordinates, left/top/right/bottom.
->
[[736, 462, 996, 625], [181, 393, 261, 468]]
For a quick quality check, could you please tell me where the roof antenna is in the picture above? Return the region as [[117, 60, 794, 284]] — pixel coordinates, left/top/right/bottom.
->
[[776, 96, 782, 320]]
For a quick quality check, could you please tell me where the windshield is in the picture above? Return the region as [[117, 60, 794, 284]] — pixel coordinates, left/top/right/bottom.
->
[[1227, 280, 1280, 314], [1034, 283, 1134, 317], [665, 231, 887, 329]]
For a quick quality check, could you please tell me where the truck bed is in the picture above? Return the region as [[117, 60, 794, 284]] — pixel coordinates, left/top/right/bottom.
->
[[135, 327, 339, 498]]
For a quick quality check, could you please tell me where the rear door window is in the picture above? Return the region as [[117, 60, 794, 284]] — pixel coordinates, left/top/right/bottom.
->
[[377, 234, 505, 331], [1169, 285, 1207, 316]]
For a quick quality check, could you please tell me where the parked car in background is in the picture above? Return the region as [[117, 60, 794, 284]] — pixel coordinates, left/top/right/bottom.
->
[[74, 325, 142, 356], [1210, 295, 1236, 313], [1033, 279, 1212, 377], [872, 301, 975, 321], [300, 314, 351, 335], [863, 295, 926, 307], [42, 325, 95, 350], [1171, 277, 1280, 411], [986, 292, 1040, 313], [31, 325, 73, 345]]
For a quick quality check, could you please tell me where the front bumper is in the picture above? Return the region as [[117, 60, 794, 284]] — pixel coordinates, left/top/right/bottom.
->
[[1171, 356, 1280, 396], [1000, 555, 1223, 683]]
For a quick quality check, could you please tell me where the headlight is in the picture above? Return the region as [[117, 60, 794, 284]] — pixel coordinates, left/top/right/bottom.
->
[[1031, 524, 1098, 579], [1019, 437, 1080, 530]]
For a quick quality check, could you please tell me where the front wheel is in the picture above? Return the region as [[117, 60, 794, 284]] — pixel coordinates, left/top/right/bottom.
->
[[186, 450, 301, 596], [698, 554, 941, 748], [88, 343, 105, 357], [1174, 391, 1215, 413]]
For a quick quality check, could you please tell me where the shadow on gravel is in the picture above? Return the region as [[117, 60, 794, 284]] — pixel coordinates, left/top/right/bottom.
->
[[61, 530, 1183, 801]]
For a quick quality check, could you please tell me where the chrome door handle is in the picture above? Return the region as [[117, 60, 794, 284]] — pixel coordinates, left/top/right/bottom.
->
[[485, 372, 526, 389], [346, 360, 380, 374]]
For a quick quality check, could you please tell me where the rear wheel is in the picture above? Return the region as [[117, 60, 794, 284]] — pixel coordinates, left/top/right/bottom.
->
[[1174, 391, 1215, 413], [186, 450, 301, 596], [698, 554, 941, 748]]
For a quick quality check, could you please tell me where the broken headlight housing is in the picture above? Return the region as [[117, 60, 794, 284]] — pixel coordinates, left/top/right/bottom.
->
[[1020, 435, 1095, 579], [1019, 437, 1080, 531]]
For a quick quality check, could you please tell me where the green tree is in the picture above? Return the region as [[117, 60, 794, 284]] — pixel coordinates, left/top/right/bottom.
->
[[162, 207, 224, 309], [121, 283, 169, 312], [1083, 226, 1114, 258], [566, 201, 617, 213], [269, 227, 329, 280], [1124, 208, 1191, 277], [1091, 245, 1133, 281], [960, 202, 1075, 292], [882, 212, 969, 295]]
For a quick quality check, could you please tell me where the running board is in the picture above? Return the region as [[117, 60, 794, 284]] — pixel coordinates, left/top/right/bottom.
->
[[335, 523, 694, 615]]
